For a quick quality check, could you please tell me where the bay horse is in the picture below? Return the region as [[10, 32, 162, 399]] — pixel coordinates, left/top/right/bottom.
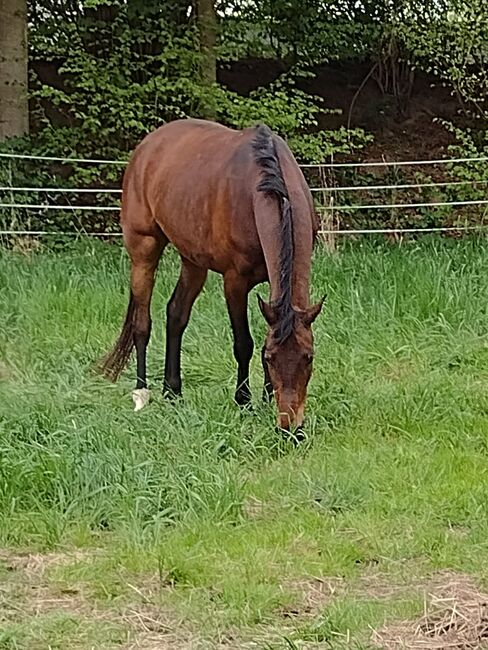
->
[[101, 118, 323, 430]]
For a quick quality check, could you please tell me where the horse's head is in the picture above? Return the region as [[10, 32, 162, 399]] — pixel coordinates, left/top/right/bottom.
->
[[258, 296, 324, 431]]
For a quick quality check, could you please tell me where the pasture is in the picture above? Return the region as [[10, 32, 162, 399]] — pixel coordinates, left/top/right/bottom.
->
[[1, 236, 488, 648]]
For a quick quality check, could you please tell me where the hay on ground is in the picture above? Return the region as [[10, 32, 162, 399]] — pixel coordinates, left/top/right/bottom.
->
[[373, 572, 488, 649]]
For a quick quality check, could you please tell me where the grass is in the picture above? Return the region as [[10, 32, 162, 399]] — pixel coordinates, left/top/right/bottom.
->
[[2, 235, 488, 647]]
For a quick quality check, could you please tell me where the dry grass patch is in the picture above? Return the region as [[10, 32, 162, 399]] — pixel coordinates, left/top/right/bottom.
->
[[0, 549, 198, 649], [280, 576, 344, 619], [281, 561, 428, 621], [373, 571, 488, 649]]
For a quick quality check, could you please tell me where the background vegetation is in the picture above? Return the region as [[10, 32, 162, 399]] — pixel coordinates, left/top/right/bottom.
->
[[1, 0, 488, 233]]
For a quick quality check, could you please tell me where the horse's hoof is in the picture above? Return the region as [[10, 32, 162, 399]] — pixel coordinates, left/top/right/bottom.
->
[[132, 388, 150, 411], [235, 389, 252, 408], [237, 401, 254, 413], [162, 388, 181, 401]]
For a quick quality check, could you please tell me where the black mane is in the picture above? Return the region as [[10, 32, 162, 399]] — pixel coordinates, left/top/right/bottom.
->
[[252, 124, 294, 343]]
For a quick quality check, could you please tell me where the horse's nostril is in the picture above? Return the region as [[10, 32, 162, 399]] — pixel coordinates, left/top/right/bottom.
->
[[277, 405, 302, 430]]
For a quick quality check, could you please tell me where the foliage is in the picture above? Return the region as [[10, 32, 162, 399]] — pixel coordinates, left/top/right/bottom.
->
[[311, 117, 488, 234], [397, 0, 488, 120], [216, 74, 325, 133], [2, 0, 379, 233], [2, 0, 488, 233], [288, 129, 373, 164], [22, 0, 379, 165], [441, 121, 488, 220], [211, 72, 370, 161], [218, 0, 380, 64], [30, 5, 202, 155]]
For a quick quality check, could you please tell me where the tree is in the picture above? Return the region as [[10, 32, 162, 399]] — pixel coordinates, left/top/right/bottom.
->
[[196, 0, 217, 118], [0, 0, 29, 141]]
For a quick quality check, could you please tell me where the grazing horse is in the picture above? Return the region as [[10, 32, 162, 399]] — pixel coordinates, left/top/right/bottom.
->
[[102, 118, 323, 430]]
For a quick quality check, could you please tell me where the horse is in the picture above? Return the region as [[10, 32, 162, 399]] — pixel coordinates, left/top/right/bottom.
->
[[101, 118, 323, 430]]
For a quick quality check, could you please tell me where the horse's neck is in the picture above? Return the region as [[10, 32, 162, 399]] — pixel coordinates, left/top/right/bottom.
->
[[255, 195, 313, 310]]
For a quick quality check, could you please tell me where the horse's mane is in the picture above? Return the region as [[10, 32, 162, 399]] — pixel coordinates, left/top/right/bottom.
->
[[252, 124, 294, 344]]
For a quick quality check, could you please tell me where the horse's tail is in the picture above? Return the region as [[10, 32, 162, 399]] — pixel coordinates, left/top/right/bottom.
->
[[252, 124, 294, 342], [99, 291, 136, 381]]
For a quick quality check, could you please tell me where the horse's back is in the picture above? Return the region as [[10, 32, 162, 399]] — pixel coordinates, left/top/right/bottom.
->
[[121, 119, 313, 278], [121, 120, 262, 272]]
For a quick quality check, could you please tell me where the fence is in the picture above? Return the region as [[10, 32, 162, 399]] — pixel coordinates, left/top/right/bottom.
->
[[1, 151, 488, 239]]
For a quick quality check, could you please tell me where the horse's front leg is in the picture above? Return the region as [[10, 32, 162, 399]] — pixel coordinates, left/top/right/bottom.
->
[[224, 272, 254, 406]]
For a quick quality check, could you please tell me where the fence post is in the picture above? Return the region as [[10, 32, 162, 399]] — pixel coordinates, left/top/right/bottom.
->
[[318, 159, 336, 253], [387, 161, 401, 243], [7, 159, 18, 233]]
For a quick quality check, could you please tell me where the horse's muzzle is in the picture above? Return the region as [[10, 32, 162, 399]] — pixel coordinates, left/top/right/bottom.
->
[[276, 400, 305, 431]]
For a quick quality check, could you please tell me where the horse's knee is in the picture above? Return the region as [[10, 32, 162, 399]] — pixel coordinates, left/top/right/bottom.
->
[[166, 298, 187, 337], [234, 335, 253, 364], [133, 311, 151, 348]]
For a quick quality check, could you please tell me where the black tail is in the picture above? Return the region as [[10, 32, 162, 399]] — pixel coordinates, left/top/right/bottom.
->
[[252, 124, 294, 343], [99, 292, 136, 381]]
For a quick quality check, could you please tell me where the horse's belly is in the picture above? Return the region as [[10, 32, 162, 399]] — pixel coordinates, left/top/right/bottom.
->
[[154, 202, 265, 279], [163, 229, 266, 281]]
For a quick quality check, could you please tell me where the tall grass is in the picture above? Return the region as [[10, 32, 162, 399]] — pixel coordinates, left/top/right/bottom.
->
[[2, 236, 488, 643]]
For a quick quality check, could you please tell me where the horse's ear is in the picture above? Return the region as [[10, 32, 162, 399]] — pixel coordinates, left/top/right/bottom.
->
[[257, 294, 277, 325], [302, 294, 325, 326]]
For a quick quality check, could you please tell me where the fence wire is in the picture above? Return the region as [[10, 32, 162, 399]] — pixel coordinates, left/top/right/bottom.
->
[[2, 150, 488, 237]]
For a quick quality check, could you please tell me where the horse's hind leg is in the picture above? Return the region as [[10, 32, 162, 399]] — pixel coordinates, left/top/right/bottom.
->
[[127, 230, 167, 409], [164, 258, 207, 397]]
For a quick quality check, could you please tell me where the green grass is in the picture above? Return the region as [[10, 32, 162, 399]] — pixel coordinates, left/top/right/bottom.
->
[[2, 236, 488, 647]]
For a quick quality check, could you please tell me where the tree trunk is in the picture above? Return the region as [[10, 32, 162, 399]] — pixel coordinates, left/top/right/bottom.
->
[[196, 0, 217, 119], [0, 0, 28, 141]]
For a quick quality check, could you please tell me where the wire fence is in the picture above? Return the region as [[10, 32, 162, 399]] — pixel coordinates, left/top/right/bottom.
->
[[0, 152, 127, 164], [1, 150, 488, 238], [310, 179, 488, 192], [2, 151, 487, 166], [300, 156, 488, 168], [0, 204, 119, 211]]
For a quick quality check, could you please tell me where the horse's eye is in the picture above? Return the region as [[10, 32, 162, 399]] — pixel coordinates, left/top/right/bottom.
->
[[264, 353, 273, 363], [305, 354, 313, 365]]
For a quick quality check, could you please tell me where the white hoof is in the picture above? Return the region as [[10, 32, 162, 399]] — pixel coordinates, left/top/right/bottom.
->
[[132, 388, 150, 412]]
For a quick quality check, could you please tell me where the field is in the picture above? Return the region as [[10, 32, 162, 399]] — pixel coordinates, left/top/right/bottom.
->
[[2, 236, 488, 649]]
